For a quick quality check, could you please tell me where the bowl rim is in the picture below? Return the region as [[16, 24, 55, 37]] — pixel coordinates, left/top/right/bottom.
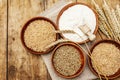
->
[[56, 2, 99, 44], [21, 16, 59, 55], [88, 39, 120, 79], [51, 42, 86, 78]]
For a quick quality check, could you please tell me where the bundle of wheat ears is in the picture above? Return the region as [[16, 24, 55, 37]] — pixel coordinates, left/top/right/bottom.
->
[[92, 0, 120, 42]]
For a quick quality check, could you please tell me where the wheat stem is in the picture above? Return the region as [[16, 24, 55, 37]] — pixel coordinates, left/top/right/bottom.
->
[[99, 22, 111, 39], [44, 39, 71, 51], [116, 5, 120, 20], [111, 9, 120, 40], [92, 0, 114, 40], [103, 0, 120, 42]]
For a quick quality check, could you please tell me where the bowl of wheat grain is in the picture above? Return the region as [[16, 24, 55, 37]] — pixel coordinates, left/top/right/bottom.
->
[[51, 42, 86, 78], [21, 17, 59, 54], [88, 39, 120, 79]]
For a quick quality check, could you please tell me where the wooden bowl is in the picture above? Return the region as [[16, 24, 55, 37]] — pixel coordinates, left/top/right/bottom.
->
[[88, 39, 120, 79], [51, 42, 86, 78], [57, 3, 99, 44], [21, 16, 59, 55]]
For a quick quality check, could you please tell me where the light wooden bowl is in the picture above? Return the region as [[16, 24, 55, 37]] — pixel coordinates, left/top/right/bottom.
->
[[21, 16, 59, 55]]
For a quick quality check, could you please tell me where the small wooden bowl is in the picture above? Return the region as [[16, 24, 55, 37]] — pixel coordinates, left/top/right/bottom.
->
[[21, 16, 59, 55], [51, 42, 86, 78], [88, 39, 120, 79], [57, 3, 99, 44]]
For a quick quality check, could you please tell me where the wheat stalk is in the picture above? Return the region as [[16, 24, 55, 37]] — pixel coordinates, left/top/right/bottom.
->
[[111, 9, 120, 40], [74, 31, 105, 80], [92, 0, 115, 39], [99, 13, 115, 39], [103, 0, 119, 41], [79, 43, 103, 80], [43, 39, 71, 51], [99, 22, 111, 39], [92, 0, 120, 42], [54, 30, 76, 34], [116, 5, 120, 21], [91, 0, 104, 17]]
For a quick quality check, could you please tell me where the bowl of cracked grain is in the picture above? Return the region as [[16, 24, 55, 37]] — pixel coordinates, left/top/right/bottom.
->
[[21, 17, 59, 54], [88, 39, 120, 79], [51, 42, 86, 78]]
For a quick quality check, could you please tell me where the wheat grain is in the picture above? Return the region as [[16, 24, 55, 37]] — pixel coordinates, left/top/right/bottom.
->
[[24, 20, 56, 52], [53, 45, 81, 76], [91, 43, 120, 76]]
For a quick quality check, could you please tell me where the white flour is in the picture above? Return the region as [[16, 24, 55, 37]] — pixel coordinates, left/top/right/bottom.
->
[[58, 4, 97, 42]]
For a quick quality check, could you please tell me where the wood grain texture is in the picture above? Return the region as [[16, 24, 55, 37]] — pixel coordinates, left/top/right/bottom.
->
[[0, 0, 7, 80], [8, 0, 47, 80], [0, 0, 117, 80]]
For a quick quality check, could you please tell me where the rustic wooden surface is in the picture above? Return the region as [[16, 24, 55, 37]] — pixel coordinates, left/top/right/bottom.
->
[[0, 0, 119, 80], [0, 0, 7, 80]]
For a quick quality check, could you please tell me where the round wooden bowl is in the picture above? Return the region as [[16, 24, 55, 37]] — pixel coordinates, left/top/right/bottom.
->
[[21, 16, 59, 55], [57, 3, 99, 44], [88, 39, 120, 79], [51, 42, 86, 78]]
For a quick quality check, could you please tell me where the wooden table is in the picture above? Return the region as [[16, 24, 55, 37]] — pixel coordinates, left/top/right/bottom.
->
[[0, 0, 119, 80]]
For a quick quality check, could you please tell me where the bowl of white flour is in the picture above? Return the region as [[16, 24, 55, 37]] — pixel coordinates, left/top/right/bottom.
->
[[57, 3, 98, 44]]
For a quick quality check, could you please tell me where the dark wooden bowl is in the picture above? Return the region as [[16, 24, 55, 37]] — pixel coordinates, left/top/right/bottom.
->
[[88, 39, 120, 79], [21, 16, 59, 55], [57, 2, 99, 44], [51, 42, 86, 78]]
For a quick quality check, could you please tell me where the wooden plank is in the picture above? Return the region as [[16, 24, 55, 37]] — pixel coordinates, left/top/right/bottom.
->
[[8, 0, 47, 80], [0, 0, 7, 80]]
